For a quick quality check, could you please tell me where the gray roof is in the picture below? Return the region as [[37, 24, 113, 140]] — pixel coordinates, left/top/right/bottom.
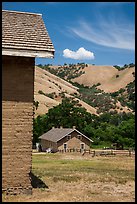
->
[[2, 10, 55, 57], [39, 128, 93, 142]]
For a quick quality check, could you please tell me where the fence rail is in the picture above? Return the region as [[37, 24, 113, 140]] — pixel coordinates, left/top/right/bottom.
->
[[84, 149, 135, 157], [58, 148, 135, 157]]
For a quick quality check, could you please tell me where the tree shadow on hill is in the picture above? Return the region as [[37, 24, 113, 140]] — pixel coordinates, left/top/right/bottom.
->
[[29, 171, 49, 189]]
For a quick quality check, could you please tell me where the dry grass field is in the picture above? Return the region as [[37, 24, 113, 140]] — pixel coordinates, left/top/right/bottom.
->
[[2, 152, 135, 202], [34, 65, 135, 117], [72, 65, 135, 93]]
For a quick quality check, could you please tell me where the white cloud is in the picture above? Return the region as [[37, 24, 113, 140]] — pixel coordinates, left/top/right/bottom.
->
[[69, 18, 135, 50], [63, 47, 95, 60]]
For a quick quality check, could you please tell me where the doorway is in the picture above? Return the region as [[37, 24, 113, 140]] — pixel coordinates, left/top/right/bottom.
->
[[64, 143, 67, 152], [80, 143, 85, 150]]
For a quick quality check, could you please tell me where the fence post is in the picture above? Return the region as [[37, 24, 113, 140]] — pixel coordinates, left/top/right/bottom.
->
[[92, 150, 95, 157], [129, 149, 131, 157], [82, 149, 85, 156]]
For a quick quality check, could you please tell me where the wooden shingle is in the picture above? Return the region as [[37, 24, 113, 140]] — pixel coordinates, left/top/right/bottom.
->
[[2, 10, 55, 58], [39, 128, 93, 142]]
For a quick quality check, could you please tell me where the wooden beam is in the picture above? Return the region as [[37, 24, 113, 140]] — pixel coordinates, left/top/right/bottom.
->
[[2, 48, 54, 58]]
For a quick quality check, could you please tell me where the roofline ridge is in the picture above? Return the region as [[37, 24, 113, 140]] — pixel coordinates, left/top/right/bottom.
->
[[39, 128, 93, 143], [55, 128, 74, 142], [2, 9, 42, 16]]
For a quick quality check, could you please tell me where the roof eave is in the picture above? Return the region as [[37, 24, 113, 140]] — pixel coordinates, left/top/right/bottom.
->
[[57, 129, 93, 143], [39, 137, 57, 143], [2, 48, 55, 58], [39, 128, 94, 143], [2, 9, 42, 16], [74, 129, 94, 142]]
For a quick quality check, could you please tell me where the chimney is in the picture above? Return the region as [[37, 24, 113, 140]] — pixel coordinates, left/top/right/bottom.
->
[[52, 127, 55, 129], [73, 126, 76, 129], [60, 126, 63, 129]]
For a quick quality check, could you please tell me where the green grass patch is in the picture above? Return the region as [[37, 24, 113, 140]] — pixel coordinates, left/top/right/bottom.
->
[[53, 175, 81, 183]]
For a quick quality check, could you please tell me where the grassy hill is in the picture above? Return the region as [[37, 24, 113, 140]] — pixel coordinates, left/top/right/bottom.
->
[[34, 63, 135, 117], [34, 66, 97, 117]]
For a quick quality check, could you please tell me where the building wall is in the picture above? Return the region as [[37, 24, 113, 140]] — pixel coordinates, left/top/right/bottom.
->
[[40, 139, 58, 152], [2, 55, 34, 195], [57, 131, 91, 150]]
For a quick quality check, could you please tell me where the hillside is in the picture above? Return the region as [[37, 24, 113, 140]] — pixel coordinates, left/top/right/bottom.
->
[[41, 63, 134, 93], [72, 65, 118, 88], [34, 64, 135, 117], [97, 67, 135, 93], [71, 64, 135, 93], [34, 66, 97, 117]]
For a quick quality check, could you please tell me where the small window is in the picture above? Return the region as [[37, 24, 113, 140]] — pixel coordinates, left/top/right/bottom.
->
[[77, 135, 82, 140], [64, 143, 67, 152], [67, 135, 71, 140]]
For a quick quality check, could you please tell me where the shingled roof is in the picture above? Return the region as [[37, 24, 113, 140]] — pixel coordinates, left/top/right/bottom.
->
[[39, 128, 93, 142], [2, 10, 55, 58]]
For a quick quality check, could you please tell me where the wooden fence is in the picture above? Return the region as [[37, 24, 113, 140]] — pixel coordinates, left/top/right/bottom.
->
[[58, 148, 135, 157], [82, 149, 135, 157]]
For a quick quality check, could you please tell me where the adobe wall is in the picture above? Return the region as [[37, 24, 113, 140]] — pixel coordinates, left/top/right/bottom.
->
[[40, 139, 58, 152], [57, 131, 91, 150], [2, 55, 34, 195]]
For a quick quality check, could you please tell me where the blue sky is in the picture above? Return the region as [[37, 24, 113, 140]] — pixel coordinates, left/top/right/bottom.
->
[[2, 2, 135, 66]]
